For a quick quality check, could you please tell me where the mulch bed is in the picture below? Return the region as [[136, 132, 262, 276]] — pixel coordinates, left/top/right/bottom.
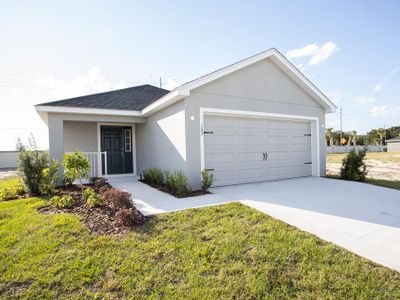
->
[[37, 182, 148, 235], [140, 180, 210, 198]]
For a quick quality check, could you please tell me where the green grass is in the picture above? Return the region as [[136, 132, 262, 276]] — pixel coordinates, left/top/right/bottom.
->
[[0, 178, 20, 189], [1, 190, 400, 298], [327, 174, 400, 191], [327, 152, 400, 164]]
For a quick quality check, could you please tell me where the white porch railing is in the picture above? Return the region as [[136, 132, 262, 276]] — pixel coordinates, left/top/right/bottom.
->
[[81, 152, 107, 177]]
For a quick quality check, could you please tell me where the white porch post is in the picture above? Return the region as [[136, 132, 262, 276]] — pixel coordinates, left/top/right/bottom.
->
[[97, 123, 102, 177], [133, 124, 137, 175], [48, 114, 64, 183]]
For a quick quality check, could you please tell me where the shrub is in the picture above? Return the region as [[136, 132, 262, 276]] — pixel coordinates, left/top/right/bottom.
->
[[90, 177, 111, 192], [17, 139, 59, 196], [143, 168, 164, 186], [164, 170, 192, 197], [51, 195, 75, 208], [84, 187, 102, 208], [101, 188, 133, 209], [39, 162, 59, 196], [63, 151, 90, 196], [0, 188, 17, 201], [115, 208, 146, 226], [201, 169, 214, 193], [14, 182, 26, 196], [99, 185, 112, 195], [340, 148, 368, 182]]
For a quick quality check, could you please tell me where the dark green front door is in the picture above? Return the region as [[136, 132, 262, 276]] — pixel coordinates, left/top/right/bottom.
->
[[101, 126, 133, 175]]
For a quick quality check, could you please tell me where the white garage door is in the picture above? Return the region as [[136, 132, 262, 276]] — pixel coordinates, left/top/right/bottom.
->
[[204, 115, 312, 186]]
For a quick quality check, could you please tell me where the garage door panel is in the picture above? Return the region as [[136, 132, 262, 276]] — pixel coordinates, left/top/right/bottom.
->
[[204, 115, 312, 186]]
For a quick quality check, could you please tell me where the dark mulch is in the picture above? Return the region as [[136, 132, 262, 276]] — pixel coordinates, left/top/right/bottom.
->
[[140, 180, 210, 198], [37, 182, 148, 235]]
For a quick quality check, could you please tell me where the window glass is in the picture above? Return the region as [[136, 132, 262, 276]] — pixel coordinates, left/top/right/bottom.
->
[[124, 129, 131, 152]]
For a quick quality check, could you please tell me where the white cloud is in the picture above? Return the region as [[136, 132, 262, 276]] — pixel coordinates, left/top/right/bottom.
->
[[370, 105, 390, 117], [36, 67, 128, 99], [353, 96, 374, 108], [373, 83, 383, 92], [286, 41, 338, 65], [162, 77, 179, 90], [296, 64, 306, 72], [373, 66, 400, 92], [0, 67, 128, 150]]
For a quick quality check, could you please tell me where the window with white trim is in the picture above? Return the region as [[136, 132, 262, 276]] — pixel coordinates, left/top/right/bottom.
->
[[124, 129, 132, 152]]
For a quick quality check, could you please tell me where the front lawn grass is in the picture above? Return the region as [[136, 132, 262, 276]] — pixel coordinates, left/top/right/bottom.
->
[[327, 152, 400, 163], [1, 197, 400, 298], [0, 178, 20, 189], [327, 174, 400, 191]]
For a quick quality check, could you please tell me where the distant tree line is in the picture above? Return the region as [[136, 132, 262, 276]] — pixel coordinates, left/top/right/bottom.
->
[[325, 125, 400, 146]]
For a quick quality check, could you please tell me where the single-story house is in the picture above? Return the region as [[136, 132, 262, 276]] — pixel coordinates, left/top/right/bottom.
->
[[35, 48, 336, 188], [386, 137, 400, 152]]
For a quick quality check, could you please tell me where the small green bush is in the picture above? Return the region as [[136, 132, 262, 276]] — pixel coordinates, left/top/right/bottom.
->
[[201, 170, 214, 193], [63, 151, 90, 196], [39, 162, 59, 196], [0, 188, 18, 201], [164, 170, 192, 197], [51, 195, 75, 208], [84, 187, 102, 208], [340, 148, 368, 182], [14, 182, 26, 196], [143, 168, 164, 186], [17, 138, 59, 196]]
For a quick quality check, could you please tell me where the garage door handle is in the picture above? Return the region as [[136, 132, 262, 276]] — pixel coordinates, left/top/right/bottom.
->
[[205, 168, 215, 171], [263, 153, 268, 161]]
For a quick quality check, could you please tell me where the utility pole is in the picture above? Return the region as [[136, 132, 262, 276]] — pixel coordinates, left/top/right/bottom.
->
[[159, 77, 162, 88], [339, 105, 343, 144]]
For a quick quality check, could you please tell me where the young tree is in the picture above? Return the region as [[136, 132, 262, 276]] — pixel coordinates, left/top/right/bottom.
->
[[63, 151, 90, 196]]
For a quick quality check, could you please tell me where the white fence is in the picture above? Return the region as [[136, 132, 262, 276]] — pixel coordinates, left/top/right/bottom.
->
[[82, 152, 107, 177], [326, 145, 387, 154]]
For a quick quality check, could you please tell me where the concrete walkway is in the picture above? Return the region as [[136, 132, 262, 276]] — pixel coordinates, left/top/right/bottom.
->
[[109, 176, 400, 272]]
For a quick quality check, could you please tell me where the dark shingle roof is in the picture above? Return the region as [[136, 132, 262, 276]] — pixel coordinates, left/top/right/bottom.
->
[[387, 137, 400, 142], [37, 84, 170, 111]]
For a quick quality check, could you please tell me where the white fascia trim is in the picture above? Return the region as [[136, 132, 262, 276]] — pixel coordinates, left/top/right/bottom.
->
[[141, 89, 186, 116], [35, 105, 142, 117], [199, 107, 321, 177]]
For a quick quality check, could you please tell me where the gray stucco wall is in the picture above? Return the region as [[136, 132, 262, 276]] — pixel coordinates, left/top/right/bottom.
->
[[387, 142, 400, 152], [184, 57, 326, 188], [136, 100, 187, 175], [47, 112, 144, 180], [64, 121, 97, 152]]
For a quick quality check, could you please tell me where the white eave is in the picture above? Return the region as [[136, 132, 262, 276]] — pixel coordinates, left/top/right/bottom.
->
[[35, 105, 142, 116], [36, 48, 337, 118]]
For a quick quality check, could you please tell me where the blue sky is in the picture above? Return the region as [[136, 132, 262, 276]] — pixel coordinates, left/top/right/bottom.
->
[[1, 0, 399, 150]]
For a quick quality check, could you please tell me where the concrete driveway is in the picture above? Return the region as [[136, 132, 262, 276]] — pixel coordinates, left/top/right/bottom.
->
[[110, 176, 400, 272]]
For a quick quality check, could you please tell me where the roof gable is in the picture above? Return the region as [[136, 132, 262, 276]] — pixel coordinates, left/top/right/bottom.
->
[[142, 48, 337, 115]]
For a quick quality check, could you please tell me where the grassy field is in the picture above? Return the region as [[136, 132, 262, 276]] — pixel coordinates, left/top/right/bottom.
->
[[326, 174, 400, 191], [1, 180, 400, 298], [0, 178, 20, 189], [326, 152, 400, 164]]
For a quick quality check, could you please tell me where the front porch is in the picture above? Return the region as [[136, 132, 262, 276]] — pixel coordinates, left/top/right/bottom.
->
[[47, 113, 145, 178]]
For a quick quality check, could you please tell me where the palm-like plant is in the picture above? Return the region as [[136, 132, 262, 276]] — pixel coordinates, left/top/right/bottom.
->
[[325, 128, 334, 146], [352, 130, 357, 146], [376, 128, 386, 146]]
